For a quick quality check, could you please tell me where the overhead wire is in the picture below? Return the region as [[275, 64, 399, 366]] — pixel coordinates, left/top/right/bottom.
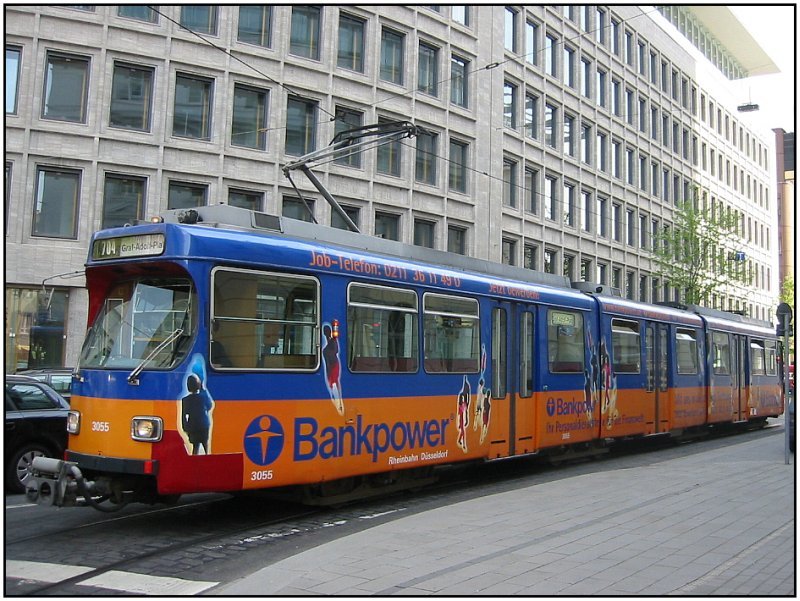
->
[[144, 5, 767, 261]]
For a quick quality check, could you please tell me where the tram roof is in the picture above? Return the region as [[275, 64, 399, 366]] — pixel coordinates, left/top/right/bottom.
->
[[153, 205, 590, 301]]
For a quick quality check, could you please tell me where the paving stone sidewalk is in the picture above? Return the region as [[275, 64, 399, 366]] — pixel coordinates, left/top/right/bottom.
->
[[217, 429, 795, 596]]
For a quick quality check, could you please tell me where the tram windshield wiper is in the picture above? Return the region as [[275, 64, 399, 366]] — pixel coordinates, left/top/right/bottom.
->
[[127, 328, 184, 385]]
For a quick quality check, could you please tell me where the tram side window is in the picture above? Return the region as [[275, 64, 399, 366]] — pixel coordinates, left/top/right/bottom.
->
[[750, 340, 766, 375], [211, 268, 318, 370], [675, 328, 698, 374], [347, 284, 418, 372], [548, 310, 585, 373], [711, 331, 731, 375], [611, 318, 640, 373], [423, 293, 480, 373], [765, 340, 777, 375]]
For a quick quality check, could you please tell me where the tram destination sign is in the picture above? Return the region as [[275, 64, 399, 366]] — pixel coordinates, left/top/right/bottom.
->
[[92, 233, 165, 261]]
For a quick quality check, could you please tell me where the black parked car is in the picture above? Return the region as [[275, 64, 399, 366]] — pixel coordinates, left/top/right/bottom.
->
[[17, 368, 74, 401], [5, 375, 70, 494]]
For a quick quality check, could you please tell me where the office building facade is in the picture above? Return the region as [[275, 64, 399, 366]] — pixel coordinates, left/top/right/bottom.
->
[[5, 5, 780, 370]]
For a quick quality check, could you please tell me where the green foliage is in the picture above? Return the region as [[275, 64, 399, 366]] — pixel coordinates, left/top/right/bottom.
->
[[651, 194, 743, 306], [780, 275, 794, 309]]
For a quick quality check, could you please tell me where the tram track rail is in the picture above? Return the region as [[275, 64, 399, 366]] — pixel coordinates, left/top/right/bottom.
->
[[6, 422, 784, 595]]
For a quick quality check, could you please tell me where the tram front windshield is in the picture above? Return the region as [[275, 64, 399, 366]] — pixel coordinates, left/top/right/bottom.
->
[[79, 278, 196, 370]]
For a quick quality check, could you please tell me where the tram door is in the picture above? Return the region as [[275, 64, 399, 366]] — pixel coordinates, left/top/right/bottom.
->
[[489, 303, 537, 458], [731, 335, 748, 421], [645, 323, 669, 433]]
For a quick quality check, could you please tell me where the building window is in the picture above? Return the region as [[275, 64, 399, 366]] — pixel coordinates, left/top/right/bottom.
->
[[626, 209, 635, 245], [228, 188, 262, 211], [524, 244, 538, 270], [238, 6, 271, 47], [450, 55, 468, 108], [168, 181, 207, 210], [338, 13, 365, 72], [375, 211, 399, 241], [415, 130, 437, 185], [563, 182, 575, 226], [581, 123, 592, 165], [612, 202, 622, 242], [544, 175, 557, 220], [232, 84, 268, 150], [596, 69, 607, 108], [597, 262, 607, 285], [282, 196, 315, 221], [503, 81, 517, 129], [180, 6, 218, 35], [545, 103, 557, 148], [563, 114, 575, 156], [377, 117, 402, 176], [449, 139, 468, 193], [109, 63, 154, 131], [525, 167, 538, 214], [581, 58, 591, 98], [290, 6, 321, 60], [6, 47, 21, 114], [102, 173, 145, 228], [118, 5, 157, 22], [596, 131, 607, 172], [414, 219, 435, 248], [544, 248, 557, 274], [448, 224, 466, 254], [563, 254, 575, 280], [331, 205, 360, 230], [502, 238, 516, 266], [285, 96, 317, 156], [580, 189, 592, 232], [452, 6, 469, 26], [563, 46, 575, 87], [32, 167, 80, 239], [598, 197, 608, 238], [380, 28, 404, 84], [503, 158, 517, 208], [173, 73, 213, 140], [505, 7, 517, 52], [525, 20, 538, 65], [418, 42, 439, 96], [42, 52, 89, 123], [525, 93, 538, 138], [333, 106, 364, 167], [6, 287, 70, 371], [545, 34, 557, 76]]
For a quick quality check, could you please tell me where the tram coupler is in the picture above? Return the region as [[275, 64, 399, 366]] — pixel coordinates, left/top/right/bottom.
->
[[26, 456, 84, 507]]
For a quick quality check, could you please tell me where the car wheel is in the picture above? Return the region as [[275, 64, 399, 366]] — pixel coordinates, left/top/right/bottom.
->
[[6, 444, 50, 494]]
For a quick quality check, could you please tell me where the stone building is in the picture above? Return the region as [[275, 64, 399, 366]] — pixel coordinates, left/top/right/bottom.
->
[[4, 5, 780, 370]]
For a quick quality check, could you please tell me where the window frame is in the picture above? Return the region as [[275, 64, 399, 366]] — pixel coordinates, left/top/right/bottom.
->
[[210, 267, 320, 371], [109, 62, 155, 132], [41, 51, 90, 123], [611, 318, 641, 373], [423, 292, 480, 374], [547, 310, 585, 374], [347, 282, 419, 373], [32, 166, 81, 239]]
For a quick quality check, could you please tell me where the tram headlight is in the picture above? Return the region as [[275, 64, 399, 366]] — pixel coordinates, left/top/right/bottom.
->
[[67, 411, 81, 435], [131, 417, 163, 442]]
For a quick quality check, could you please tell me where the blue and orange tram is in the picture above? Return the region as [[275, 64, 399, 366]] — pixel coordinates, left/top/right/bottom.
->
[[28, 205, 783, 510]]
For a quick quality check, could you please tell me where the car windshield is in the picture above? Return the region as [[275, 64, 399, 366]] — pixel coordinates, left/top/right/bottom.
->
[[79, 278, 196, 370]]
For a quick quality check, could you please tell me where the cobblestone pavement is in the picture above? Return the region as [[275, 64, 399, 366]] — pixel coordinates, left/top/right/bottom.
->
[[217, 429, 795, 596]]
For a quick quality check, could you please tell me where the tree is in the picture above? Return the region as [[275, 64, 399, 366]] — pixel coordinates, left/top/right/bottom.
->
[[651, 194, 743, 306], [780, 275, 794, 309]]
